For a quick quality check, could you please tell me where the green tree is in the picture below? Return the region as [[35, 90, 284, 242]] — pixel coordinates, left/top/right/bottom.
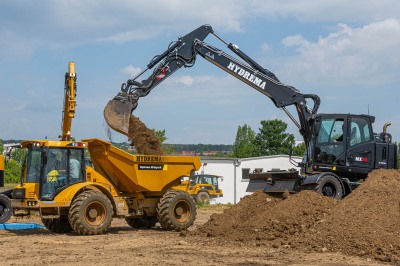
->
[[5, 159, 21, 183], [293, 142, 306, 156], [253, 119, 295, 156], [232, 124, 256, 158], [3, 147, 26, 184], [152, 129, 175, 155], [0, 139, 3, 153]]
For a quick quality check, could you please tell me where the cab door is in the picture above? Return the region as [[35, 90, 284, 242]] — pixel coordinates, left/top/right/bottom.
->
[[345, 116, 375, 169], [314, 115, 347, 166]]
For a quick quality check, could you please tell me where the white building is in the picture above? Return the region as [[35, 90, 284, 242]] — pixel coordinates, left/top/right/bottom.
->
[[197, 155, 302, 204]]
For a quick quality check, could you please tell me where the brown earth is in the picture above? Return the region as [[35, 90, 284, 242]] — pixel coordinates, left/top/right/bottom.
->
[[195, 169, 400, 264], [1, 170, 398, 265], [128, 114, 163, 155], [0, 206, 388, 266]]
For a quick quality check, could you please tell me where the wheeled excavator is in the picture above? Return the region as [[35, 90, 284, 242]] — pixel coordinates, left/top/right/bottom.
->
[[104, 25, 398, 200]]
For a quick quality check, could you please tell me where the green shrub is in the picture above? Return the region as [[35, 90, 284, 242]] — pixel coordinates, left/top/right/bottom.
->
[[5, 159, 22, 183]]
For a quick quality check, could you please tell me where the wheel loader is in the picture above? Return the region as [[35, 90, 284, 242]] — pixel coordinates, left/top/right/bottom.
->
[[187, 174, 223, 204], [8, 62, 202, 234]]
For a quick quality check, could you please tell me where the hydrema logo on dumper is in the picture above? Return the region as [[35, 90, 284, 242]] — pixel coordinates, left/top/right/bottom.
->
[[136, 156, 162, 162]]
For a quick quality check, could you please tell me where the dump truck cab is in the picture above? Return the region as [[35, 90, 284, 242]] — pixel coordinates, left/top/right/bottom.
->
[[15, 140, 86, 202]]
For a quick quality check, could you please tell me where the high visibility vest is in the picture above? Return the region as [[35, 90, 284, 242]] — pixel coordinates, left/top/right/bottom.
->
[[47, 170, 59, 182]]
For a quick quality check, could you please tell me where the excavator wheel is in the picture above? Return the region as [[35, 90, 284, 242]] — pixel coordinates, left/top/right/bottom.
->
[[0, 194, 12, 223], [195, 191, 210, 204], [68, 190, 113, 235], [125, 216, 158, 229], [42, 216, 73, 234], [104, 98, 136, 136], [157, 189, 196, 231], [315, 175, 343, 200]]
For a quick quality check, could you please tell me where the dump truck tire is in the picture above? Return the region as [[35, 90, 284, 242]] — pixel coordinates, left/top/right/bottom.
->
[[315, 175, 343, 200], [0, 194, 12, 223], [195, 191, 210, 204], [125, 217, 158, 229], [42, 216, 73, 234], [69, 190, 113, 235], [157, 189, 196, 231]]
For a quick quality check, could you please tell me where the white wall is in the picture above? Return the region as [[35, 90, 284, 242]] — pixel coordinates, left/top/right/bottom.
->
[[199, 155, 301, 204]]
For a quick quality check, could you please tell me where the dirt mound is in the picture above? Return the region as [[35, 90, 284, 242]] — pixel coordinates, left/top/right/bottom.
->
[[195, 190, 336, 246], [297, 169, 400, 262], [194, 169, 400, 263], [128, 115, 163, 155]]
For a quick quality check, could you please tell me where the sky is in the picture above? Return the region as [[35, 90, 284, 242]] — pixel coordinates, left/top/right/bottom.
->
[[0, 0, 399, 145]]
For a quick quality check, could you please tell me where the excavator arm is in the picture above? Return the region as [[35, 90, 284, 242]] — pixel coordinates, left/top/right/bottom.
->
[[61, 62, 77, 141], [104, 25, 320, 143]]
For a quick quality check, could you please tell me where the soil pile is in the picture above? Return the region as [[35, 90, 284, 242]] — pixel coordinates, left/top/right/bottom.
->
[[195, 169, 400, 263], [195, 190, 336, 246], [128, 115, 163, 155], [297, 169, 400, 262]]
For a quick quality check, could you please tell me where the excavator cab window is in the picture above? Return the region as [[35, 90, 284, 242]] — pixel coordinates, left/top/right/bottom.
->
[[349, 117, 372, 147], [314, 117, 345, 164]]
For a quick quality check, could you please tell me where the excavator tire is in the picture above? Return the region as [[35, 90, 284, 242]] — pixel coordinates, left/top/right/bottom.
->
[[42, 216, 73, 234], [68, 190, 113, 235], [157, 189, 196, 231], [195, 191, 210, 204], [315, 175, 343, 200], [0, 194, 12, 223], [125, 217, 158, 229]]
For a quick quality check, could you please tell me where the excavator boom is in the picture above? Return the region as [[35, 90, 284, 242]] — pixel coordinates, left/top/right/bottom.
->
[[104, 25, 320, 143]]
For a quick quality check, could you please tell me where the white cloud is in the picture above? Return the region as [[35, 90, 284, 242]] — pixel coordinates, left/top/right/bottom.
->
[[277, 19, 400, 87], [120, 65, 142, 77]]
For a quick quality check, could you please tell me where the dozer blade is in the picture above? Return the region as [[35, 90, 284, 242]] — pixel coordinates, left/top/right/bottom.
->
[[104, 99, 136, 136]]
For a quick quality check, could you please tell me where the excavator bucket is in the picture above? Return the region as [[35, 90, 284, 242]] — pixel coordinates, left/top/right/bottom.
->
[[104, 99, 136, 136]]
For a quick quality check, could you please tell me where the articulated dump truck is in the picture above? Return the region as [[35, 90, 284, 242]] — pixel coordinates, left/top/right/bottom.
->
[[11, 138, 201, 235]]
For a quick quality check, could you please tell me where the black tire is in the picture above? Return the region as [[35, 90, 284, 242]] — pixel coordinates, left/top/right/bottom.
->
[[42, 216, 73, 234], [157, 189, 196, 231], [0, 194, 12, 223], [315, 175, 343, 200], [68, 190, 113, 235], [196, 191, 210, 204], [125, 216, 158, 229]]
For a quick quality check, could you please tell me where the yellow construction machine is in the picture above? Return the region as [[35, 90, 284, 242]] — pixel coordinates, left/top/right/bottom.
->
[[10, 62, 201, 234], [187, 174, 223, 203], [0, 155, 12, 223]]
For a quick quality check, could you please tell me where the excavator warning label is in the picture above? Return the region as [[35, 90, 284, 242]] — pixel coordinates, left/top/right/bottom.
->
[[138, 164, 164, 170]]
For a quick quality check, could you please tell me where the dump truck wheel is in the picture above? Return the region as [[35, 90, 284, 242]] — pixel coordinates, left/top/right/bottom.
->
[[42, 216, 73, 234], [125, 217, 158, 229], [0, 194, 12, 223], [315, 175, 343, 200], [69, 190, 113, 235], [157, 189, 196, 231], [195, 191, 210, 204]]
